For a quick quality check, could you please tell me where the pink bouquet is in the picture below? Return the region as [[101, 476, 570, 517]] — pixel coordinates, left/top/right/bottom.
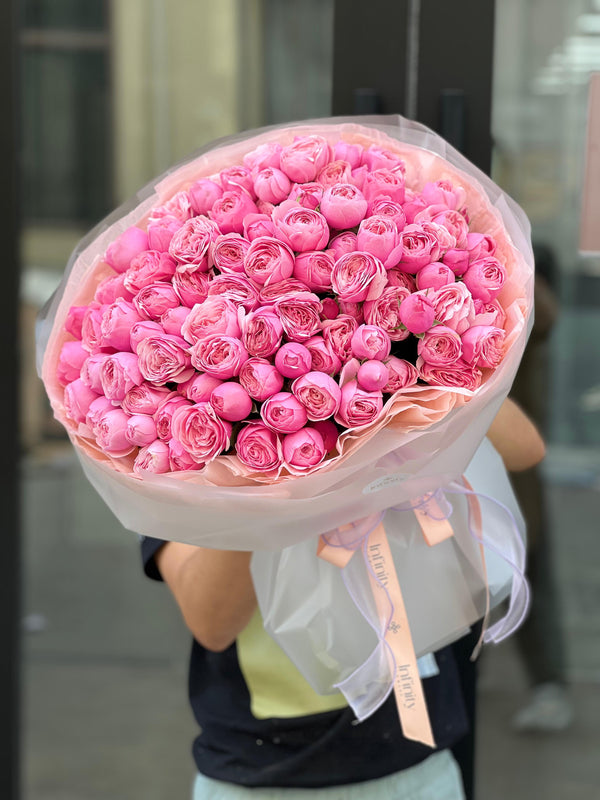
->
[[38, 117, 534, 746]]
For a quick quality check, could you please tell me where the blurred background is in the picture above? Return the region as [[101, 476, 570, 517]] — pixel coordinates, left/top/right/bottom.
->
[[9, 0, 600, 797]]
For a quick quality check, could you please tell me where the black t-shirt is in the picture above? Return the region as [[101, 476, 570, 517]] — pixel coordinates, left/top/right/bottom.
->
[[141, 535, 469, 789]]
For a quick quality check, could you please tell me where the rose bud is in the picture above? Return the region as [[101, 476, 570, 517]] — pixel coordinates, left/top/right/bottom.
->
[[279, 135, 331, 183], [133, 440, 171, 474], [274, 342, 312, 379], [383, 357, 419, 393], [95, 273, 136, 305], [147, 215, 183, 252], [236, 422, 283, 473], [357, 360, 390, 392], [335, 380, 383, 428], [319, 184, 368, 230], [239, 358, 284, 401], [417, 325, 463, 367], [95, 408, 136, 457], [462, 257, 507, 303], [57, 340, 88, 386], [329, 231, 358, 261], [161, 306, 190, 337], [351, 324, 391, 361], [356, 215, 403, 268], [461, 325, 505, 369], [398, 293, 436, 334], [105, 227, 149, 274], [261, 391, 308, 434], [168, 439, 203, 471], [64, 379, 99, 424], [209, 382, 253, 422], [320, 298, 339, 321], [282, 427, 326, 472], [310, 419, 339, 453], [125, 414, 158, 447], [466, 232, 497, 261], [220, 165, 255, 197], [253, 167, 291, 204], [209, 188, 259, 235], [442, 248, 470, 277], [362, 169, 405, 205], [243, 141, 282, 172], [243, 213, 277, 241], [292, 371, 341, 421], [416, 263, 456, 291], [65, 305, 87, 339], [181, 373, 223, 403]]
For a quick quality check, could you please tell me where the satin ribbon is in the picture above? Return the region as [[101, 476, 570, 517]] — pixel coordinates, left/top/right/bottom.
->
[[317, 480, 530, 748]]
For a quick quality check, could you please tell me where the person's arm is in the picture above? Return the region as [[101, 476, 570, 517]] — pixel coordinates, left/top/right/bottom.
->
[[486, 397, 546, 471], [155, 543, 256, 652]]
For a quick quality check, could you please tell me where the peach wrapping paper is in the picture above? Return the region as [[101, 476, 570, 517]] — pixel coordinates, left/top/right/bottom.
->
[[37, 116, 534, 553]]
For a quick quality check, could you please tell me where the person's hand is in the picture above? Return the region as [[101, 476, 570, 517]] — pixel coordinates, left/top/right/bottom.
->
[[486, 397, 546, 471]]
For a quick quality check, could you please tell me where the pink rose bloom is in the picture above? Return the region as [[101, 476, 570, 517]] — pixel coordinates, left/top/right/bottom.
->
[[181, 373, 223, 403], [168, 438, 204, 471], [236, 422, 282, 473], [133, 440, 171, 474], [134, 283, 180, 321], [416, 263, 456, 291], [64, 379, 99, 424], [317, 159, 353, 187], [147, 215, 183, 252], [137, 334, 193, 384], [417, 325, 462, 367], [241, 307, 283, 358], [331, 251, 387, 303], [362, 146, 405, 173], [282, 427, 326, 473], [190, 334, 249, 379], [321, 298, 339, 320], [363, 286, 411, 342], [149, 191, 194, 224], [261, 391, 308, 434], [462, 257, 507, 303], [386, 268, 416, 292], [95, 408, 135, 457], [95, 273, 135, 305], [384, 357, 419, 393], [181, 297, 242, 345], [472, 298, 506, 329], [105, 226, 149, 274], [259, 278, 310, 303], [124, 250, 177, 293], [207, 274, 260, 312], [335, 380, 383, 428], [305, 336, 342, 376], [243, 141, 282, 172], [466, 232, 497, 262], [351, 324, 391, 360], [272, 200, 329, 252], [426, 209, 469, 249], [311, 419, 339, 452], [398, 292, 436, 334], [57, 340, 88, 386], [220, 165, 256, 197], [161, 306, 190, 337], [288, 181, 323, 210], [397, 225, 441, 273], [367, 196, 406, 230], [100, 299, 144, 351], [211, 233, 251, 274], [125, 414, 157, 447], [319, 184, 368, 230], [243, 213, 277, 241], [239, 358, 284, 401], [329, 232, 358, 261], [340, 299, 366, 324], [356, 215, 403, 268], [100, 352, 143, 402], [172, 267, 210, 307], [169, 215, 220, 268], [357, 360, 390, 392], [209, 188, 259, 235], [421, 180, 467, 211], [189, 178, 223, 216], [292, 371, 341, 421], [293, 250, 334, 292], [402, 193, 428, 224], [279, 135, 331, 183], [461, 325, 505, 368], [442, 248, 470, 277], [274, 292, 323, 342], [122, 383, 173, 414], [65, 305, 87, 339], [419, 220, 456, 257], [417, 358, 482, 392], [244, 236, 295, 286], [209, 382, 253, 422], [428, 282, 476, 334], [81, 302, 109, 354], [85, 395, 114, 431], [362, 169, 405, 205], [274, 342, 313, 378], [253, 167, 291, 204], [334, 141, 363, 168], [170, 403, 232, 465], [322, 315, 358, 361], [130, 320, 165, 352], [80, 353, 109, 393]]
